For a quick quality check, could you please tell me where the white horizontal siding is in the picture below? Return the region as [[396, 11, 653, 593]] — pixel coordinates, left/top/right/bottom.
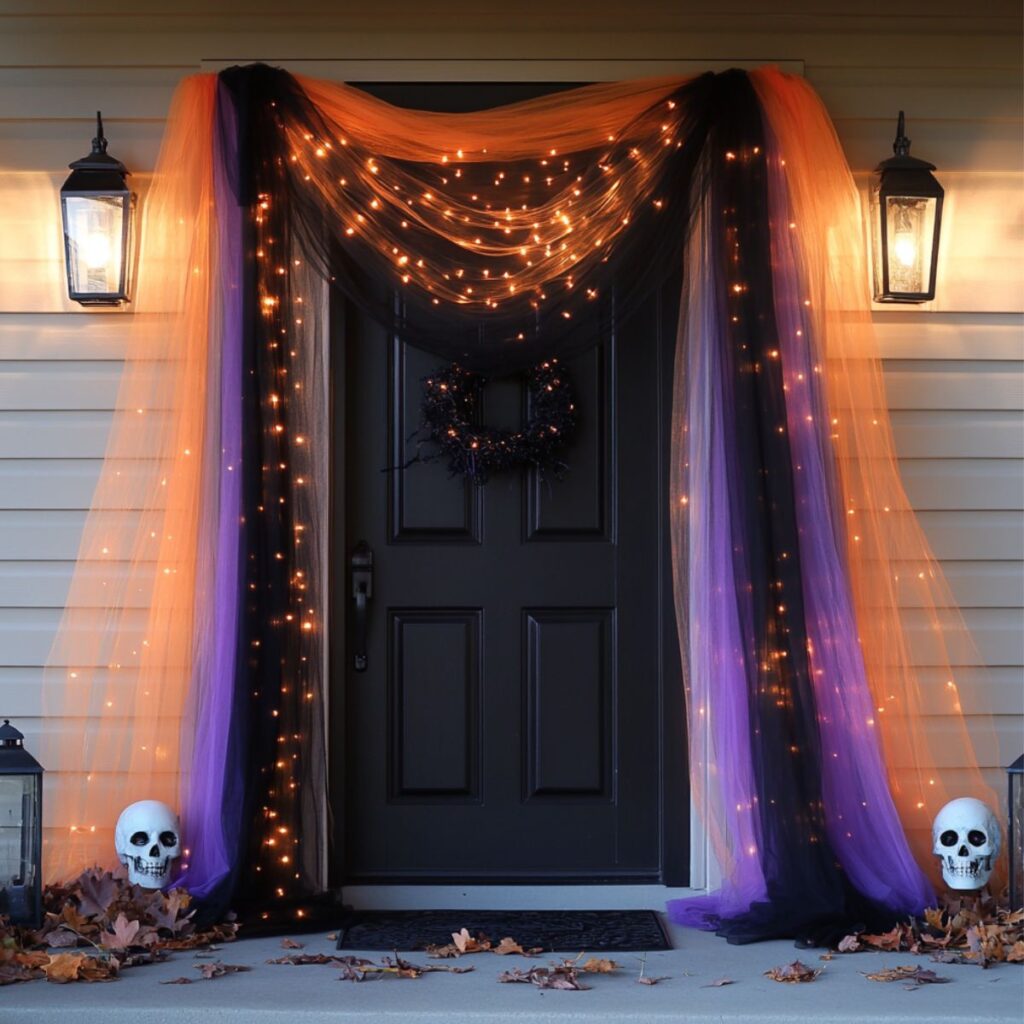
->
[[0, 4, 1019, 869]]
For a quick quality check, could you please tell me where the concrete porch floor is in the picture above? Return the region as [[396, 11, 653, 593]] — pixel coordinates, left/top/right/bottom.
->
[[2, 914, 1021, 1023]]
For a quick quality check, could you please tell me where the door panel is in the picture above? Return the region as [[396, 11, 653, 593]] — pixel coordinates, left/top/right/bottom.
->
[[525, 343, 611, 541], [525, 608, 613, 799], [389, 340, 482, 544], [389, 609, 481, 800]]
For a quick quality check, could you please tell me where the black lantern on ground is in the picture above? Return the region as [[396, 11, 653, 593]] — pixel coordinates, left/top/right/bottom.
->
[[60, 112, 134, 306], [1009, 754, 1024, 910], [871, 111, 944, 303], [0, 720, 43, 926]]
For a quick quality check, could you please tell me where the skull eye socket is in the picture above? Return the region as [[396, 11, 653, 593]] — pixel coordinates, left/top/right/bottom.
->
[[130, 831, 150, 847], [159, 831, 178, 848], [968, 830, 987, 847], [940, 830, 959, 847]]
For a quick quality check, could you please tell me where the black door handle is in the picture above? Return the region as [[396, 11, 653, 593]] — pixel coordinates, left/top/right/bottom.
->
[[351, 541, 373, 672]]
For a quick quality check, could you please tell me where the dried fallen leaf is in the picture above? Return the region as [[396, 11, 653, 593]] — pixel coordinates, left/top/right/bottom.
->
[[765, 960, 821, 983], [44, 903, 93, 946], [149, 890, 194, 935], [330, 954, 473, 982], [0, 962, 38, 985], [702, 977, 735, 987], [44, 928, 80, 949], [15, 951, 51, 970], [104, 913, 142, 951], [267, 953, 356, 967], [325, 932, 338, 941], [195, 961, 251, 980], [930, 950, 974, 966], [78, 958, 119, 983], [498, 963, 589, 990], [280, 938, 304, 949], [369, 955, 423, 980], [580, 957, 618, 974], [905, 971, 948, 988], [76, 871, 119, 919], [860, 925, 904, 952], [42, 953, 86, 984], [42, 952, 118, 984], [161, 976, 195, 985], [493, 937, 526, 956], [452, 928, 491, 954], [425, 942, 461, 959], [864, 965, 950, 987]]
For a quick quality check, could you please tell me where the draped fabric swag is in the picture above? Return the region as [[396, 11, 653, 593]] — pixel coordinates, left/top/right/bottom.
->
[[42, 64, 994, 942]]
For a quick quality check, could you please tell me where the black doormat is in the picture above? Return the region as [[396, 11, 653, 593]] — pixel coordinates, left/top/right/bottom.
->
[[335, 909, 671, 952]]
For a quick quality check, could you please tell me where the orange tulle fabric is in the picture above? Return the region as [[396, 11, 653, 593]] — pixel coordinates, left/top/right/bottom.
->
[[753, 67, 997, 877], [286, 73, 705, 338], [42, 75, 220, 880], [40, 65, 995, 888], [296, 74, 688, 163]]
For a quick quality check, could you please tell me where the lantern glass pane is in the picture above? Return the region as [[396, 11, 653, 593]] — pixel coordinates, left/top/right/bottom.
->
[[63, 194, 126, 297], [0, 774, 36, 887], [885, 195, 937, 296]]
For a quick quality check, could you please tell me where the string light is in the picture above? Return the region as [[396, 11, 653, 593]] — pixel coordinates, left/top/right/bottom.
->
[[279, 92, 684, 335], [204, 69, 976, 930]]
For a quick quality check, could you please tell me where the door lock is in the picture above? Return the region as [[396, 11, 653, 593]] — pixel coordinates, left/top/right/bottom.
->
[[351, 541, 373, 671]]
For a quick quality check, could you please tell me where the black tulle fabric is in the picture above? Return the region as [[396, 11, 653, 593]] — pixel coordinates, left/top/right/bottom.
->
[[210, 64, 908, 943], [700, 74, 896, 944]]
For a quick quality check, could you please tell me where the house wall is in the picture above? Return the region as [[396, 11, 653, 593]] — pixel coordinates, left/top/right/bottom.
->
[[0, 1, 1021, 871]]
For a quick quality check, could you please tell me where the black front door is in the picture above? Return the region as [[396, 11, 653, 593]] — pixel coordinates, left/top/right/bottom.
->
[[331, 84, 686, 885]]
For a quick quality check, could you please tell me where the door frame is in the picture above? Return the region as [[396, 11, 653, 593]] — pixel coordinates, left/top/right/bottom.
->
[[200, 56, 805, 894]]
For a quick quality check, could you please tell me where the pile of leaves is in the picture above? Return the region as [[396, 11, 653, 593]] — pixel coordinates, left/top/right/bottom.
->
[[0, 867, 238, 986], [764, 960, 821, 983], [862, 964, 950, 989], [270, 935, 666, 989], [498, 955, 619, 991], [426, 928, 543, 959], [269, 949, 475, 982], [833, 896, 1024, 968]]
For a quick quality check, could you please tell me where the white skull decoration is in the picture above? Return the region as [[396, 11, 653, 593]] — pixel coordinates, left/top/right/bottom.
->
[[932, 797, 1001, 891], [114, 800, 182, 889]]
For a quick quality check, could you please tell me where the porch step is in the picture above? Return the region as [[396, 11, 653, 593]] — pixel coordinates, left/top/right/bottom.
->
[[2, 921, 1019, 1023]]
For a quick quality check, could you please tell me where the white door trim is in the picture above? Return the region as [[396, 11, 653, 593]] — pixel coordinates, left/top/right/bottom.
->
[[342, 883, 697, 912]]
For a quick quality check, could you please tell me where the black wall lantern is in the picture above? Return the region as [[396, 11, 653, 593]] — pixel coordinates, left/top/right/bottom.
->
[[1009, 754, 1024, 910], [0, 720, 43, 927], [60, 112, 135, 306], [871, 111, 944, 303]]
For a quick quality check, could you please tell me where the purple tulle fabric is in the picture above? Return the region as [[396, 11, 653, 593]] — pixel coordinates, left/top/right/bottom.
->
[[668, 216, 767, 929], [762, 141, 934, 915], [668, 112, 933, 933]]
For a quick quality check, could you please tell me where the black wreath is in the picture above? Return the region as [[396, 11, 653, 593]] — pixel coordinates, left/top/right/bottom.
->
[[419, 359, 576, 483]]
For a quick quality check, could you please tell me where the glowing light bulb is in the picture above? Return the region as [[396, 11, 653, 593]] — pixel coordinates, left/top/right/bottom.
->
[[83, 231, 111, 269], [893, 234, 917, 267]]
